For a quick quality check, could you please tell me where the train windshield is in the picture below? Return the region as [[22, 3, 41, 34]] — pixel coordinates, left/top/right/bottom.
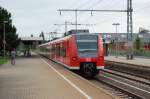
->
[[76, 35, 98, 57]]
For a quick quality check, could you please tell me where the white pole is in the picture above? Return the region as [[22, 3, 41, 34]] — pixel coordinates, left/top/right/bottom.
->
[[4, 22, 5, 58], [3, 21, 8, 58], [113, 23, 120, 58]]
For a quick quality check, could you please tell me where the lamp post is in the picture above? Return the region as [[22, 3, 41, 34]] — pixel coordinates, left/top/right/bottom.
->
[[54, 21, 72, 36], [3, 21, 8, 58], [112, 23, 120, 58], [65, 21, 72, 35]]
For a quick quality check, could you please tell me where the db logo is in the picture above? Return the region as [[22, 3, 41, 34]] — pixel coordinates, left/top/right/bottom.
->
[[86, 58, 91, 61]]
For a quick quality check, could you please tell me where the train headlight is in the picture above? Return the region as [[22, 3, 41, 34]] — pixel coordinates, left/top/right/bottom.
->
[[72, 57, 77, 61]]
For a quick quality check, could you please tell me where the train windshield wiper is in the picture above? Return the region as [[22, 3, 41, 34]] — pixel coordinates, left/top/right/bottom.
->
[[78, 49, 97, 52]]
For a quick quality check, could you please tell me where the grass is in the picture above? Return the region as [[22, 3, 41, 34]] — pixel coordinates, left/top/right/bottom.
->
[[0, 57, 8, 65]]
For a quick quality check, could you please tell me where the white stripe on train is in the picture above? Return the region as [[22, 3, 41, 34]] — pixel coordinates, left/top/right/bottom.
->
[[53, 59, 104, 70]]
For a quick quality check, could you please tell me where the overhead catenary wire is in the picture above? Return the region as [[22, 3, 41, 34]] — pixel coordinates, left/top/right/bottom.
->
[[58, 0, 105, 29], [57, 0, 122, 32], [61, 0, 98, 22], [82, 0, 125, 21], [57, 0, 150, 35], [74, 0, 126, 29], [79, 0, 127, 33]]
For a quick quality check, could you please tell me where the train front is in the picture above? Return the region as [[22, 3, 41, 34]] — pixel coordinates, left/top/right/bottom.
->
[[75, 34, 104, 77]]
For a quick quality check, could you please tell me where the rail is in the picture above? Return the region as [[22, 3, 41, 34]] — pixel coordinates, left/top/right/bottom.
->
[[96, 69, 150, 99]]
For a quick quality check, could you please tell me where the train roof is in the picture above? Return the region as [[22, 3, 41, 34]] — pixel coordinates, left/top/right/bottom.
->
[[39, 33, 100, 47]]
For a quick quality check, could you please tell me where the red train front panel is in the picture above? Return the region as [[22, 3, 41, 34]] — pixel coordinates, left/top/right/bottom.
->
[[68, 34, 104, 70]]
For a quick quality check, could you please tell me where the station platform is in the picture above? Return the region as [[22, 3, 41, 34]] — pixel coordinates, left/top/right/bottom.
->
[[105, 56, 150, 67], [0, 54, 115, 99]]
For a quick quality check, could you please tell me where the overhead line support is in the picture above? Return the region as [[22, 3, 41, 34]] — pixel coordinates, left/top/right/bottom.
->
[[58, 9, 127, 32], [58, 9, 127, 12]]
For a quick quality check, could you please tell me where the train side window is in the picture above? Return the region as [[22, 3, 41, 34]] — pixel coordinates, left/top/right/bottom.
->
[[59, 44, 62, 57], [55, 44, 58, 55], [58, 42, 66, 57], [62, 48, 66, 57], [52, 45, 54, 53], [54, 44, 56, 54], [59, 44, 61, 56], [62, 42, 66, 57], [56, 44, 60, 56]]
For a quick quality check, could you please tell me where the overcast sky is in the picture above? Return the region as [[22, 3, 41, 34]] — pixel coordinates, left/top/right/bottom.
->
[[1, 0, 150, 38]]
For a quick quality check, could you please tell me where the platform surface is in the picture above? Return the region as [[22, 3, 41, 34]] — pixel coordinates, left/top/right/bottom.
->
[[0, 55, 115, 99], [105, 56, 150, 67]]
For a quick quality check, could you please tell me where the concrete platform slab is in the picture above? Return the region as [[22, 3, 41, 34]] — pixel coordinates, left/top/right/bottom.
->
[[0, 55, 115, 99], [105, 56, 150, 67]]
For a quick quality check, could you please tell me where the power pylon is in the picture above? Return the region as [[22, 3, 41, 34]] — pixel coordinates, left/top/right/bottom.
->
[[127, 0, 133, 59]]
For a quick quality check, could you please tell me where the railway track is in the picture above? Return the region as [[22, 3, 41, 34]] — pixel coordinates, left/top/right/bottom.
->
[[96, 68, 150, 99], [105, 60, 150, 80], [42, 56, 150, 99]]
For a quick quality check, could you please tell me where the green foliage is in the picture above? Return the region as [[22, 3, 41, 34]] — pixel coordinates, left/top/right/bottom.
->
[[0, 57, 8, 65], [134, 36, 143, 51], [0, 6, 20, 51]]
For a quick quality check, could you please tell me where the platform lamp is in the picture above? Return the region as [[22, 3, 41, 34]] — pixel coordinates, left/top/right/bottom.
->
[[112, 23, 120, 58], [3, 21, 8, 58]]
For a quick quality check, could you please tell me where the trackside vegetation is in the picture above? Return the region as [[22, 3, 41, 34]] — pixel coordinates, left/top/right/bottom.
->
[[0, 57, 8, 65]]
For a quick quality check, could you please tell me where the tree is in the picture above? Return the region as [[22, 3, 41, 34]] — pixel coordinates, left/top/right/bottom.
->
[[0, 6, 20, 52], [39, 31, 45, 41], [135, 36, 143, 50], [139, 27, 149, 34], [31, 34, 33, 37]]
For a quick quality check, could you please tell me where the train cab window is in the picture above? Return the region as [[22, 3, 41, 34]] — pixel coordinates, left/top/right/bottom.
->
[[76, 35, 98, 57]]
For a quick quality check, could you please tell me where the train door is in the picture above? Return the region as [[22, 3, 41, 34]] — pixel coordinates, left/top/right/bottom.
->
[[62, 41, 67, 64], [66, 40, 70, 66]]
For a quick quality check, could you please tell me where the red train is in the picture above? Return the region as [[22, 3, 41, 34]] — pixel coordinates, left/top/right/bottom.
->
[[38, 33, 104, 77]]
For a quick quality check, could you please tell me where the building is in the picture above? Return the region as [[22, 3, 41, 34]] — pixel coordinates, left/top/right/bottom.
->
[[19, 37, 43, 50], [99, 32, 150, 49], [96, 32, 150, 56]]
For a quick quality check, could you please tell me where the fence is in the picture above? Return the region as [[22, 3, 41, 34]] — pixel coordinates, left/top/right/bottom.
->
[[108, 49, 150, 58]]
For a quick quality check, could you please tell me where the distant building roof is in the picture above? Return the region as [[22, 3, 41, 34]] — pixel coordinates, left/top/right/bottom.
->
[[65, 29, 89, 36], [21, 37, 43, 41], [98, 32, 150, 43]]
